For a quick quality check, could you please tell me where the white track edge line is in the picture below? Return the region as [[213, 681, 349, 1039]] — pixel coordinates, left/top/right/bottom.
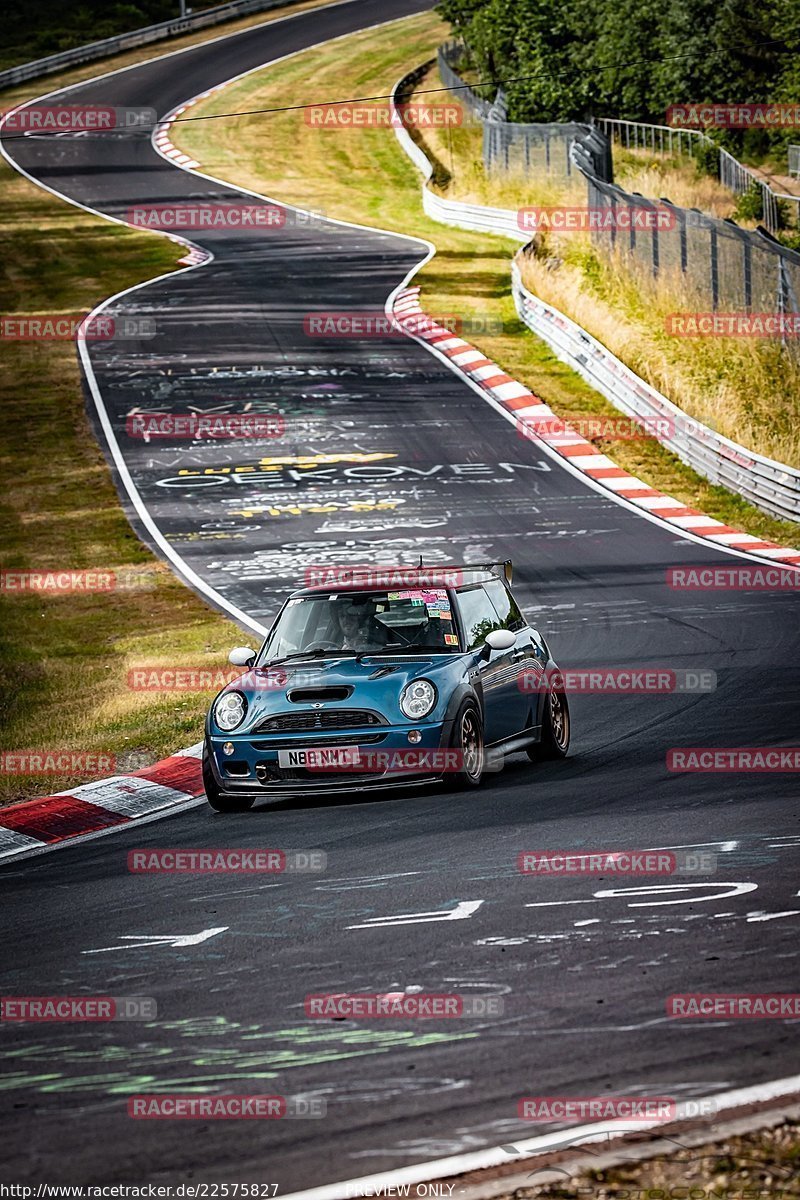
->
[[0, 7, 438, 855], [279, 1073, 800, 1200], [3, 18, 800, 1198]]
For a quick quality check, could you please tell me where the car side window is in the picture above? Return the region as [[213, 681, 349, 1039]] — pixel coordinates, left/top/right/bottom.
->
[[484, 579, 525, 631], [456, 586, 502, 649]]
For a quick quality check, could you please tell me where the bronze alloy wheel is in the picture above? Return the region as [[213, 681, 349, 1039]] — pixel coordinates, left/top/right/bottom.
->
[[457, 703, 485, 786]]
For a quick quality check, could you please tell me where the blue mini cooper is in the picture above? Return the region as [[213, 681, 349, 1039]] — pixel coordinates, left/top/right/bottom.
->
[[202, 562, 570, 811]]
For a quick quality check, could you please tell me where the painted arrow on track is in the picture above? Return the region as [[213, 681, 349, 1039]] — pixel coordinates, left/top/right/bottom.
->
[[82, 927, 229, 953], [347, 901, 484, 929]]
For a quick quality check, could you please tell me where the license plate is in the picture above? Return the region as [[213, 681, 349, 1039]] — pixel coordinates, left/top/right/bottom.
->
[[277, 746, 361, 770]]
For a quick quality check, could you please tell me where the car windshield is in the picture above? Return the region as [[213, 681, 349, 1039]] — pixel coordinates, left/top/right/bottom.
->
[[259, 589, 461, 660]]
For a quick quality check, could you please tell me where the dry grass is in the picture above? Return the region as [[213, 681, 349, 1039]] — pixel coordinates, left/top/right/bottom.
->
[[610, 148, 741, 219], [517, 239, 800, 467], [491, 1119, 800, 1199]]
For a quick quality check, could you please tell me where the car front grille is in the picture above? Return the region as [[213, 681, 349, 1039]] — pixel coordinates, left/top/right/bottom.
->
[[250, 732, 387, 751], [251, 709, 384, 735]]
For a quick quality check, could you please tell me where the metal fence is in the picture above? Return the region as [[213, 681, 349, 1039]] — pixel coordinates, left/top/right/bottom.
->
[[577, 161, 800, 321], [438, 43, 800, 313], [483, 118, 589, 179], [0, 0, 299, 91], [437, 41, 496, 122], [790, 145, 800, 179], [598, 116, 704, 157], [604, 120, 800, 232], [439, 43, 799, 236]]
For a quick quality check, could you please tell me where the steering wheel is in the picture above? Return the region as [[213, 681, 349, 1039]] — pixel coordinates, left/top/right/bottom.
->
[[304, 640, 341, 651]]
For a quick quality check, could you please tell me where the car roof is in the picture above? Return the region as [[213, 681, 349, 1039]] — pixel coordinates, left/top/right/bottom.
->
[[291, 567, 500, 598]]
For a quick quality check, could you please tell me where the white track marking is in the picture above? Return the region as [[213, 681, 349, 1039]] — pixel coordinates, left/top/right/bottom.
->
[[0, 828, 47, 858], [0, 1, 411, 639], [82, 926, 228, 953], [747, 910, 800, 922], [348, 900, 484, 929], [594, 883, 758, 906], [526, 883, 758, 910], [63, 775, 191, 816]]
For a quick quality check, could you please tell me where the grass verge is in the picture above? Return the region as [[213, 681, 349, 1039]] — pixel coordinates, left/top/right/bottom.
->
[[172, 11, 799, 547]]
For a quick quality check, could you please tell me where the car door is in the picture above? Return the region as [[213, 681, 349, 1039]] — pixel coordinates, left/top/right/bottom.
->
[[455, 584, 522, 744], [483, 578, 543, 736]]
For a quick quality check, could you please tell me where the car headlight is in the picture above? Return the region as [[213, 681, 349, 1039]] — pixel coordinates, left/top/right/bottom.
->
[[400, 678, 437, 720], [214, 690, 248, 732]]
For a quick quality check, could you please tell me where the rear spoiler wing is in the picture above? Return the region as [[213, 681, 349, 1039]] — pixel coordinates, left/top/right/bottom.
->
[[457, 560, 513, 584]]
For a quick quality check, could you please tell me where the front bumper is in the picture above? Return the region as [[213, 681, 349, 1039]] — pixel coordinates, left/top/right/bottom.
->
[[205, 720, 455, 797]]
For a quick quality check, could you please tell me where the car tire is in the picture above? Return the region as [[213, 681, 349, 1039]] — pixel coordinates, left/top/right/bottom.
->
[[450, 700, 485, 789], [203, 747, 255, 812], [528, 677, 570, 761]]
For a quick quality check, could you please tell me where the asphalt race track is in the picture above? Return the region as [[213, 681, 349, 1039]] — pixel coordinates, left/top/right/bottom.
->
[[2, 0, 800, 1190]]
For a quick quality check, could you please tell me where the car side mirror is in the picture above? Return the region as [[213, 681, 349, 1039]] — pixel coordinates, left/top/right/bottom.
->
[[229, 647, 255, 667], [484, 628, 516, 652]]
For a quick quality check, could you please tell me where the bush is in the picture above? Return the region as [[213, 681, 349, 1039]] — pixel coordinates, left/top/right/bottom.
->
[[734, 182, 765, 222], [693, 140, 721, 178]]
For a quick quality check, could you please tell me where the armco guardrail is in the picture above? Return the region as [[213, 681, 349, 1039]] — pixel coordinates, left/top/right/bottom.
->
[[0, 0, 298, 91], [391, 68, 800, 523], [392, 67, 527, 242]]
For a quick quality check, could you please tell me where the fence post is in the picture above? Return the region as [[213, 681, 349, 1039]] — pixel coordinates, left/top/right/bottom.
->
[[652, 208, 660, 277], [762, 184, 777, 234], [710, 225, 719, 310], [676, 205, 687, 275], [743, 233, 752, 310]]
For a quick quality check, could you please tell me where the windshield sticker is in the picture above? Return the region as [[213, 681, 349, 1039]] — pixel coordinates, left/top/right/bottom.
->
[[387, 588, 450, 602], [445, 634, 459, 645]]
